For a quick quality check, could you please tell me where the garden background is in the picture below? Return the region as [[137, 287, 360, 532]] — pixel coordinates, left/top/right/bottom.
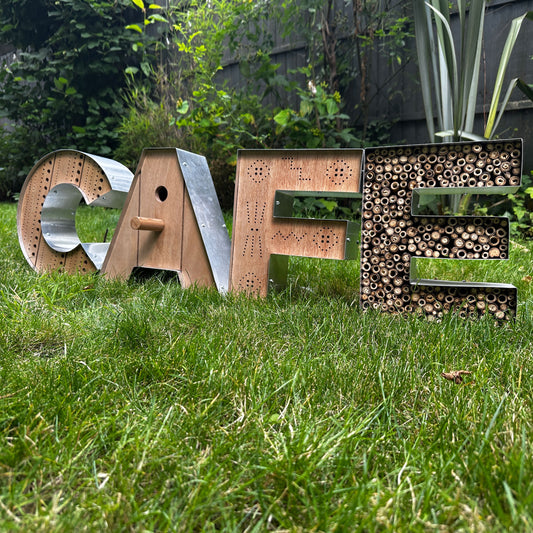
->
[[1, 1, 533, 531]]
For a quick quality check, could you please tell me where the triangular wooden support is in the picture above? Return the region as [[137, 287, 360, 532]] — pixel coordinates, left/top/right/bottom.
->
[[101, 148, 230, 292]]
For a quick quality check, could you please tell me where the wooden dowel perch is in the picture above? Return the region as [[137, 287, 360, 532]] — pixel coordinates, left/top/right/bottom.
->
[[130, 216, 165, 232]]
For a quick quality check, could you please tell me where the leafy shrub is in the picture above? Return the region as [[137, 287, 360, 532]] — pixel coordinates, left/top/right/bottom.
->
[[118, 68, 359, 209], [114, 86, 184, 171], [292, 196, 361, 223], [0, 0, 147, 200], [117, 3, 362, 208], [272, 69, 360, 149], [508, 173, 533, 238]]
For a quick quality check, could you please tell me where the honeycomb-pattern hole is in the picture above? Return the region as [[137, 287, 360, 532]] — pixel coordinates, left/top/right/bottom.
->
[[242, 200, 266, 259], [247, 160, 270, 184], [271, 231, 308, 243], [246, 201, 266, 225], [238, 273, 262, 292], [242, 232, 263, 258], [313, 227, 339, 251], [282, 156, 306, 181], [327, 159, 353, 186]]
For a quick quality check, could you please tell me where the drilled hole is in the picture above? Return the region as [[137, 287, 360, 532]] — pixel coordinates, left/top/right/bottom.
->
[[156, 186, 168, 202]]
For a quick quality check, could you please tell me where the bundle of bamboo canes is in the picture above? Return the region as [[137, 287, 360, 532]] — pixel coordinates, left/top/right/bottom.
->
[[360, 140, 522, 321]]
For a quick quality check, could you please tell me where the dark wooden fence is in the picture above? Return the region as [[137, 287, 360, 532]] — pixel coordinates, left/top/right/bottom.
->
[[219, 0, 533, 168]]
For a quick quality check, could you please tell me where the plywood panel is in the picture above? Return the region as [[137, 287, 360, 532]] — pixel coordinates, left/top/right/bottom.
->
[[102, 148, 226, 290], [17, 150, 123, 274], [229, 149, 362, 296]]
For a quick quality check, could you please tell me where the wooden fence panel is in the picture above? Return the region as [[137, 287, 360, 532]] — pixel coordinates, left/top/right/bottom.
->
[[219, 0, 533, 167]]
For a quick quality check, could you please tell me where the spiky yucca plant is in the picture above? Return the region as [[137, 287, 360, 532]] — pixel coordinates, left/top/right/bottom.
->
[[413, 0, 532, 142]]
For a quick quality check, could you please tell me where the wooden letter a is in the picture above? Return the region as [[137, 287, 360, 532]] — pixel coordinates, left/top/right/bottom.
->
[[101, 148, 231, 292]]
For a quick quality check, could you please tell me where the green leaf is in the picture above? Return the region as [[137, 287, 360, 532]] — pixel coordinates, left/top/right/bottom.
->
[[326, 99, 339, 116], [514, 206, 527, 220], [319, 200, 338, 212], [273, 109, 291, 126], [426, 2, 459, 135], [525, 187, 533, 198], [484, 12, 532, 138], [459, 0, 486, 134], [131, 0, 145, 9], [125, 24, 143, 34], [176, 100, 189, 114], [300, 99, 313, 117], [240, 113, 254, 124], [516, 79, 533, 101], [140, 61, 151, 77], [487, 78, 533, 140], [148, 14, 167, 23], [53, 77, 69, 91], [339, 129, 356, 144]]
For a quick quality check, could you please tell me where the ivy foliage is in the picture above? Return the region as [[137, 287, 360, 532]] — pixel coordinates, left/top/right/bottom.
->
[[0, 0, 147, 200]]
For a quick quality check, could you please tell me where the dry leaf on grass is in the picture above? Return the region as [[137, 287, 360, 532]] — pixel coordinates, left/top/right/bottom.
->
[[441, 370, 472, 384]]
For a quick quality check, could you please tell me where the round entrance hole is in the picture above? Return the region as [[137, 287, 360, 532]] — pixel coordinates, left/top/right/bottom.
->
[[156, 186, 168, 202]]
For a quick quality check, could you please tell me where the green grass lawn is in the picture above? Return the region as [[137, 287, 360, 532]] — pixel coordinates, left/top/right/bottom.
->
[[0, 202, 532, 531]]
